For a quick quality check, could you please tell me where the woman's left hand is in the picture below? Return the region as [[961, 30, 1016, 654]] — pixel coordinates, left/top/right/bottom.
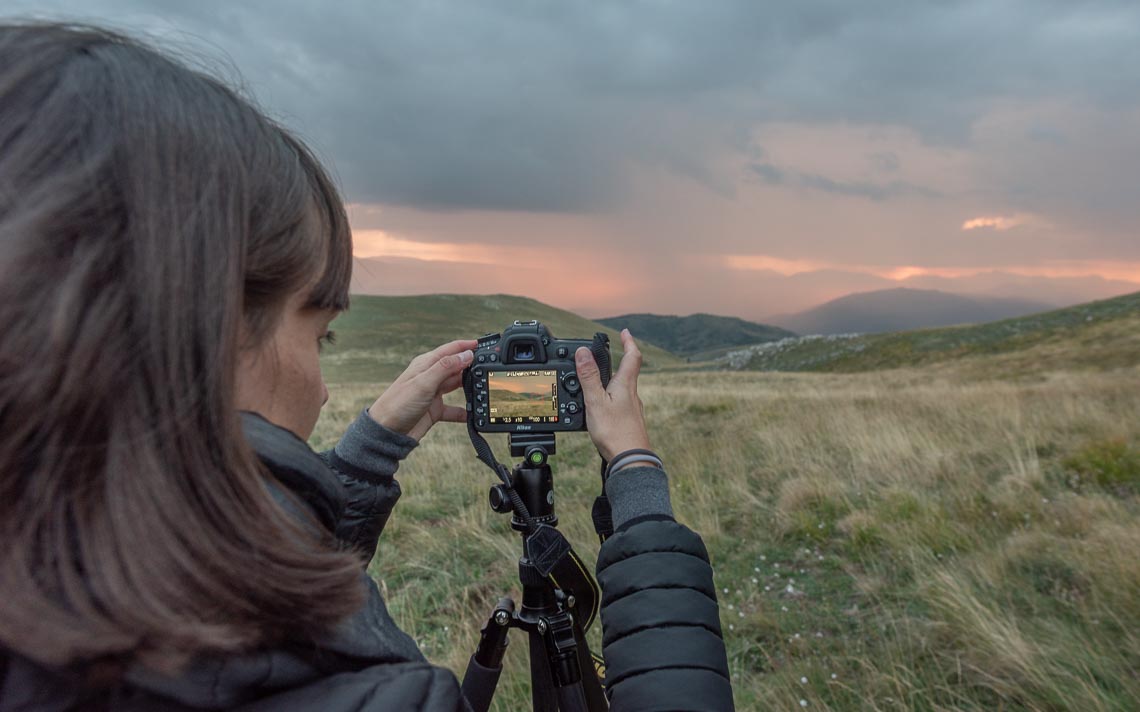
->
[[367, 339, 478, 441]]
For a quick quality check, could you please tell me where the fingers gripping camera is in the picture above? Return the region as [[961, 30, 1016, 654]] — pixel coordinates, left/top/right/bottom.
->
[[465, 321, 608, 433]]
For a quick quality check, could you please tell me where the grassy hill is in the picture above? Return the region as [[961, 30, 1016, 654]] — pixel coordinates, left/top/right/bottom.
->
[[596, 312, 795, 357], [727, 290, 1140, 375], [320, 293, 685, 383]]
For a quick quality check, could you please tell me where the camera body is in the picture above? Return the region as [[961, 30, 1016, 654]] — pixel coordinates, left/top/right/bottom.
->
[[468, 321, 601, 434]]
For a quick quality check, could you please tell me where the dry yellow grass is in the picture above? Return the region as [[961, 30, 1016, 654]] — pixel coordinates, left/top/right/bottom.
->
[[313, 362, 1140, 710]]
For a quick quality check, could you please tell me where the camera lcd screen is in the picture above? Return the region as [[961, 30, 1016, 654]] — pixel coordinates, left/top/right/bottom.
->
[[488, 370, 560, 424]]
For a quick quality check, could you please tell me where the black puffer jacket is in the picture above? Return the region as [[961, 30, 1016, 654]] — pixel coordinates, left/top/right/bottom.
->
[[0, 411, 733, 711]]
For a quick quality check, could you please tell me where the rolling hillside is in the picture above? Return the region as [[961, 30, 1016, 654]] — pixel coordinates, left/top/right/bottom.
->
[[726, 290, 1140, 374], [313, 290, 1140, 710], [596, 313, 795, 356], [321, 293, 685, 383], [769, 287, 1053, 335]]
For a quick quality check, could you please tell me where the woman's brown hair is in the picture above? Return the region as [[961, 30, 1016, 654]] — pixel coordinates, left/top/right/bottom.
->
[[0, 23, 363, 673]]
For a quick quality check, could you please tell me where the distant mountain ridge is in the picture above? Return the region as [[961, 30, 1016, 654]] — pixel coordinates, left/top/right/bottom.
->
[[770, 287, 1054, 335], [727, 289, 1140, 375], [596, 313, 795, 356]]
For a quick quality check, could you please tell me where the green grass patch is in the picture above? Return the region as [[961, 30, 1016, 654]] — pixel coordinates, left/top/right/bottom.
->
[[1064, 438, 1140, 494]]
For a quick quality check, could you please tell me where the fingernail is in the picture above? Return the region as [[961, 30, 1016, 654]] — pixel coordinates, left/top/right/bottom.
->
[[575, 347, 589, 363], [459, 350, 474, 364]]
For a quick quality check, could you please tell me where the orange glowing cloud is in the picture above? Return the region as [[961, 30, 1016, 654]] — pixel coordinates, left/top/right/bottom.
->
[[349, 229, 639, 306], [351, 229, 499, 264], [721, 255, 834, 275], [723, 253, 1140, 285], [961, 215, 1028, 231]]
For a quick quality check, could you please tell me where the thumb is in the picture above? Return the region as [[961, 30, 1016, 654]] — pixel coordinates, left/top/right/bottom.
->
[[575, 347, 605, 407]]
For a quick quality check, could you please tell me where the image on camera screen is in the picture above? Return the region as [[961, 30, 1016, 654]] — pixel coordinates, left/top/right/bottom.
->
[[488, 370, 560, 424]]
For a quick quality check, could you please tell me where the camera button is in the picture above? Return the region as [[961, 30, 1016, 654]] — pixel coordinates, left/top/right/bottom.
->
[[567, 402, 579, 414], [477, 418, 486, 427], [477, 354, 486, 363], [563, 374, 581, 395], [563, 416, 571, 424], [488, 353, 498, 362], [556, 346, 568, 358]]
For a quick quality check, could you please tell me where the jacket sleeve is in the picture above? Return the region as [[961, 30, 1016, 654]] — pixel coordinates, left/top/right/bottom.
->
[[318, 408, 419, 564], [595, 466, 735, 711]]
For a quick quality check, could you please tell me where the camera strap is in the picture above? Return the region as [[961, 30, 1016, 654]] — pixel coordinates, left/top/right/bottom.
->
[[462, 367, 534, 529], [586, 334, 616, 544]]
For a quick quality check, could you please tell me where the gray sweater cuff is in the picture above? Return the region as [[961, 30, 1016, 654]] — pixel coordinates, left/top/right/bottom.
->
[[605, 465, 675, 530], [329, 408, 420, 483]]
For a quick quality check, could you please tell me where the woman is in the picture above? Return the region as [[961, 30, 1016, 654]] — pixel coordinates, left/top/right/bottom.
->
[[0, 23, 732, 710]]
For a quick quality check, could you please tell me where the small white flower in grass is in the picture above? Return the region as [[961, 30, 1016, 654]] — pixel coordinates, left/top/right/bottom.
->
[[723, 587, 728, 594], [814, 632, 823, 638], [794, 633, 800, 639], [774, 563, 780, 569], [786, 584, 795, 593], [754, 566, 760, 572], [800, 676, 808, 684], [818, 555, 824, 561], [760, 555, 766, 561], [751, 577, 758, 584], [831, 673, 838, 680], [765, 585, 772, 591], [738, 611, 744, 618], [781, 606, 789, 612], [727, 604, 734, 610], [800, 699, 808, 707], [817, 523, 824, 529], [729, 624, 735, 631]]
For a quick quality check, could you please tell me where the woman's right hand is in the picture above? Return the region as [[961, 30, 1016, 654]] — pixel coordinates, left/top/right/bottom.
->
[[574, 329, 653, 463]]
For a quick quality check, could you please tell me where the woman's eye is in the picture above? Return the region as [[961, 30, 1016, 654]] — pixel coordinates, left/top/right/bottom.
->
[[318, 330, 336, 352]]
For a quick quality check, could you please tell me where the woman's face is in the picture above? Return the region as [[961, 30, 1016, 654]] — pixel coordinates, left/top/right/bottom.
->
[[235, 288, 338, 440]]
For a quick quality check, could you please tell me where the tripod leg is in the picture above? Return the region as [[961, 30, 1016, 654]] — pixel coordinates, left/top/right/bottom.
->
[[461, 598, 514, 712], [573, 626, 609, 710], [528, 630, 560, 712]]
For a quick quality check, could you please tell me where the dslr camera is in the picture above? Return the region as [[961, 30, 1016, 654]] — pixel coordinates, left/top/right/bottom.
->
[[467, 320, 606, 434]]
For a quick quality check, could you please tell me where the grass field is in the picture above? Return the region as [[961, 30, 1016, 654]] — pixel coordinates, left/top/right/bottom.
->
[[313, 297, 1140, 710]]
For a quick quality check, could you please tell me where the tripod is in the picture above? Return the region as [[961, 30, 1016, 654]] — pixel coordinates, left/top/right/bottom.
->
[[459, 433, 608, 712]]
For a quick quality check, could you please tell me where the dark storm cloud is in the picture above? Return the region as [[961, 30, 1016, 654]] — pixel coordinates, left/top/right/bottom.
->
[[5, 0, 1140, 215], [748, 161, 941, 202]]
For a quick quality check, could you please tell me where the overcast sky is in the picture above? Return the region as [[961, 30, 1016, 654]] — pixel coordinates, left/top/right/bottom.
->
[[5, 0, 1140, 318]]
